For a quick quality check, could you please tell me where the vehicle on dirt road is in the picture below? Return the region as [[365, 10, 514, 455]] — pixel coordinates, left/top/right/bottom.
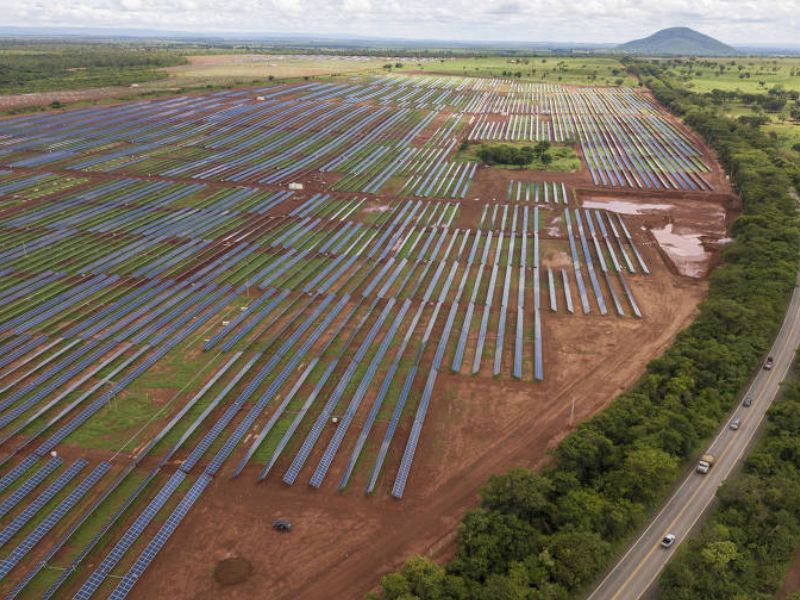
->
[[272, 519, 293, 532]]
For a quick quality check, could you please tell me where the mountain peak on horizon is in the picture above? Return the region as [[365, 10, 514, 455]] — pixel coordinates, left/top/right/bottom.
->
[[617, 26, 739, 56]]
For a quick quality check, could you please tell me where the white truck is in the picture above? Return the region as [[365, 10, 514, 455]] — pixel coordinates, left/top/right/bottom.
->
[[696, 454, 716, 474]]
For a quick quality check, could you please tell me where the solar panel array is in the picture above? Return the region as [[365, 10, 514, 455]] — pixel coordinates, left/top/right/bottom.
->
[[0, 72, 707, 597]]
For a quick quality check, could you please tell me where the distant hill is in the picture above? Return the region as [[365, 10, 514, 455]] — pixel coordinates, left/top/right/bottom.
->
[[617, 27, 738, 56]]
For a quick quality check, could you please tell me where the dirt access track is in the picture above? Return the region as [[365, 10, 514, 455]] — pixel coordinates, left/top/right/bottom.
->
[[126, 121, 735, 600]]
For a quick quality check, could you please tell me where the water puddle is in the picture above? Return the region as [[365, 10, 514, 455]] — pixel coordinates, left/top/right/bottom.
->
[[545, 214, 562, 236], [363, 204, 391, 213], [651, 223, 711, 278], [582, 199, 672, 215]]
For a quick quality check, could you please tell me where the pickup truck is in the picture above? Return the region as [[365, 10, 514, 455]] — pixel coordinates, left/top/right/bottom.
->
[[697, 454, 715, 474]]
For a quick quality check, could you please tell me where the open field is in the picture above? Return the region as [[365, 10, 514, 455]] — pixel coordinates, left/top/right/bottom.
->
[[658, 56, 800, 94], [398, 56, 638, 86], [0, 53, 392, 112], [163, 54, 390, 86], [0, 73, 735, 599]]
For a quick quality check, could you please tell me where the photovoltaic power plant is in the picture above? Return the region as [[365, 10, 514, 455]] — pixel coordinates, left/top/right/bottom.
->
[[0, 73, 709, 597]]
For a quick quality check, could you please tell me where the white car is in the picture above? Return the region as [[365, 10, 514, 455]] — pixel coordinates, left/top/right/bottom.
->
[[660, 533, 676, 548]]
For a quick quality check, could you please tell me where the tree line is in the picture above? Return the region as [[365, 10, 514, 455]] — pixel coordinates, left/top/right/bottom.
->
[[370, 59, 800, 600], [0, 44, 186, 93], [476, 142, 553, 167]]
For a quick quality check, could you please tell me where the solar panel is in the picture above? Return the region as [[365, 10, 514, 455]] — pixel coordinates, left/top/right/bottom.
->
[[0, 456, 61, 519], [0, 461, 109, 579], [108, 474, 212, 600], [0, 458, 86, 549], [73, 471, 186, 600]]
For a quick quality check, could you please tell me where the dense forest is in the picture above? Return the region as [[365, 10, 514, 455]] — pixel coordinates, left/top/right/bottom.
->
[[372, 60, 800, 599], [0, 43, 186, 93]]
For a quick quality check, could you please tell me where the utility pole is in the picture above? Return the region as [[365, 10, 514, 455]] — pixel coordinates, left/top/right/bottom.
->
[[569, 394, 576, 426]]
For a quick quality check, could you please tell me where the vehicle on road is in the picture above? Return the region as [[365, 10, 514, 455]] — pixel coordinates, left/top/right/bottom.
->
[[697, 453, 716, 474], [729, 417, 741, 430], [764, 356, 774, 370], [272, 519, 293, 532], [743, 395, 753, 407], [660, 534, 676, 548]]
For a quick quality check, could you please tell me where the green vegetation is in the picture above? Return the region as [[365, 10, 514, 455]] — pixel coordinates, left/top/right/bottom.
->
[[659, 57, 800, 94], [457, 141, 580, 172], [0, 43, 186, 93], [477, 142, 551, 166], [651, 57, 800, 155], [658, 350, 800, 599], [371, 60, 799, 600], [397, 56, 637, 86]]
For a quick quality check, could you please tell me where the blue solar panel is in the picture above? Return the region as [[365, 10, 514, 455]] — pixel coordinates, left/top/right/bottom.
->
[[0, 455, 39, 495], [108, 474, 212, 600], [73, 471, 186, 600], [0, 456, 61, 519], [0, 458, 86, 549], [0, 461, 109, 579]]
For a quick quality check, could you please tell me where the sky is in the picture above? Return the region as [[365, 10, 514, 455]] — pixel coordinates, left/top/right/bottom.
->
[[3, 0, 799, 45]]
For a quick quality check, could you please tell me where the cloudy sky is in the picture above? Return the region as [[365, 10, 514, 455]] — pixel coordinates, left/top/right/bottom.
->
[[4, 0, 798, 45]]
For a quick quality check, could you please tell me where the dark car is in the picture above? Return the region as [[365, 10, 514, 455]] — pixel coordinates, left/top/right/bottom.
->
[[743, 395, 753, 407], [272, 519, 293, 532]]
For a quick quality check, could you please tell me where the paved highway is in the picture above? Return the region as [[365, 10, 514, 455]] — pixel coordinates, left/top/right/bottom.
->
[[587, 270, 800, 600]]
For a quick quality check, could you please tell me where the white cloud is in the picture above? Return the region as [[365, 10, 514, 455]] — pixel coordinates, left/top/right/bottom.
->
[[342, 0, 371, 13], [1, 0, 797, 45]]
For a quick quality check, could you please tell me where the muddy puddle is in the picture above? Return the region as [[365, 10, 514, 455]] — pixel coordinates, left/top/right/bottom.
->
[[582, 199, 672, 215], [651, 223, 711, 278]]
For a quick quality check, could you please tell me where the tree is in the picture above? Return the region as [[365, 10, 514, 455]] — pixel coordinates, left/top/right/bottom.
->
[[478, 563, 529, 600], [481, 469, 554, 529], [532, 141, 550, 159], [604, 447, 679, 504], [378, 556, 464, 600], [547, 530, 610, 590], [553, 426, 616, 483], [452, 509, 543, 582], [700, 540, 740, 573]]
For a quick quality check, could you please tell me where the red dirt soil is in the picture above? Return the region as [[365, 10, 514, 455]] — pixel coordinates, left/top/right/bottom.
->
[[778, 548, 800, 599]]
